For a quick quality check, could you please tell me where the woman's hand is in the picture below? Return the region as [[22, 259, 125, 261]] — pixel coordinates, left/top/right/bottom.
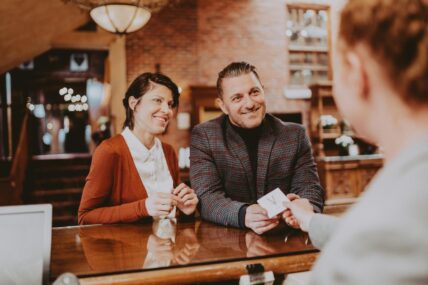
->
[[282, 193, 302, 229], [282, 197, 315, 232], [145, 192, 180, 217], [173, 183, 198, 215]]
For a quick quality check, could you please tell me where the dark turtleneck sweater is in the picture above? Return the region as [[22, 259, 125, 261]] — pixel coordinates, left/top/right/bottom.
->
[[230, 121, 263, 228]]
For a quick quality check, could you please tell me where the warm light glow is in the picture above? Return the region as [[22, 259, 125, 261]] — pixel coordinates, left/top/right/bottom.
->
[[90, 4, 151, 34]]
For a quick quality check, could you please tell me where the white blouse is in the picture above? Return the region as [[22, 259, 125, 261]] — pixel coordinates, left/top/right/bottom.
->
[[121, 127, 175, 218]]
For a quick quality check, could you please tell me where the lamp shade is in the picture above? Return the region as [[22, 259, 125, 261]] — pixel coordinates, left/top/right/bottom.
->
[[90, 4, 151, 34]]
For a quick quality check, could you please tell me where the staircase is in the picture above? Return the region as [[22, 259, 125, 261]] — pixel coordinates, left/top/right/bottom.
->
[[24, 154, 91, 227]]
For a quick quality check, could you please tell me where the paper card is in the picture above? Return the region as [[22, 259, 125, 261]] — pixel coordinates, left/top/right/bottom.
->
[[257, 188, 290, 218]]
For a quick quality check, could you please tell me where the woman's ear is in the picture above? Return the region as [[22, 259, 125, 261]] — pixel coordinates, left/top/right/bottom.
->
[[128, 96, 138, 111], [346, 50, 370, 102]]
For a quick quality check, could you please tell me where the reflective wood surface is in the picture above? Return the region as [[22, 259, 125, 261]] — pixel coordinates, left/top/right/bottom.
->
[[51, 219, 318, 284]]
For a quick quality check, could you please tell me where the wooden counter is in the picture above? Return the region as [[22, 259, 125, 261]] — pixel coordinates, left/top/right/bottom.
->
[[50, 220, 318, 284], [317, 154, 384, 214]]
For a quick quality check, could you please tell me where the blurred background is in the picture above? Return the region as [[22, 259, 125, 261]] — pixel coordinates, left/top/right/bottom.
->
[[1, 0, 382, 227]]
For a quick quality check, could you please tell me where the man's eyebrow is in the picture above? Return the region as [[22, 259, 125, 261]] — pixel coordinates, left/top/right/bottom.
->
[[231, 92, 243, 97]]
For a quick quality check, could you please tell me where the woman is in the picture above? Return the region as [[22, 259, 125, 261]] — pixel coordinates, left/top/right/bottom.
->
[[284, 0, 428, 284], [78, 73, 198, 224]]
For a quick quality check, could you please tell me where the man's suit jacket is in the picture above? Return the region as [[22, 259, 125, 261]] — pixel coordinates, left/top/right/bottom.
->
[[308, 134, 428, 285], [190, 114, 324, 228]]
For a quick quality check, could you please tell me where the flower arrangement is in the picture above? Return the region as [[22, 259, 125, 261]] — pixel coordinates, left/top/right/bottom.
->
[[335, 134, 355, 156], [335, 134, 354, 147], [319, 115, 338, 129]]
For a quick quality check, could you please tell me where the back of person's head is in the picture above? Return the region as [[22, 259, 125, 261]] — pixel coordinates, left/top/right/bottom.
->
[[216, 62, 262, 97], [339, 0, 428, 104], [122, 72, 179, 129]]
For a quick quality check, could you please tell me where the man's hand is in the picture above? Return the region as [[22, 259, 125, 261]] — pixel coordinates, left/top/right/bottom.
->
[[173, 183, 198, 215], [245, 204, 279, 235], [282, 196, 315, 232]]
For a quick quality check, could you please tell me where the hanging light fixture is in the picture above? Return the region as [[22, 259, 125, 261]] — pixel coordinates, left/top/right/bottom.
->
[[64, 0, 178, 35], [90, 1, 151, 34]]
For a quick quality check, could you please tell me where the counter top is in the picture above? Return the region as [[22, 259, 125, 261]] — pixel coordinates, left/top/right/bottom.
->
[[316, 154, 384, 162], [50, 219, 318, 284]]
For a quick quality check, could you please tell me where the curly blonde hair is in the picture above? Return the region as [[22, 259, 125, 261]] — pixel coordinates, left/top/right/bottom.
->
[[339, 0, 428, 103]]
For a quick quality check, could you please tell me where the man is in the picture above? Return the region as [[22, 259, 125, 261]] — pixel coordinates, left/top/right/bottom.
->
[[190, 62, 324, 234]]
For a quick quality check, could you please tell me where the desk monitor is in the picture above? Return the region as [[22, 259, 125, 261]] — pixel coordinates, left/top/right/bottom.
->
[[0, 204, 52, 285]]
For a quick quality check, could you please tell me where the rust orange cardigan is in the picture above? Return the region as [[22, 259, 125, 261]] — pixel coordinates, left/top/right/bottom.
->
[[78, 135, 180, 225]]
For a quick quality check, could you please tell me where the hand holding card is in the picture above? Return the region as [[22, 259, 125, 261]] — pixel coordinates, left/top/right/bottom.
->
[[257, 188, 290, 218]]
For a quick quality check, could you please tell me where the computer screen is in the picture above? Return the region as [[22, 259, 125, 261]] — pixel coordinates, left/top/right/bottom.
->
[[0, 204, 52, 285]]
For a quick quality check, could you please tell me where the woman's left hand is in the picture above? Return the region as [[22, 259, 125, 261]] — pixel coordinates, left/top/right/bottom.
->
[[173, 183, 198, 215]]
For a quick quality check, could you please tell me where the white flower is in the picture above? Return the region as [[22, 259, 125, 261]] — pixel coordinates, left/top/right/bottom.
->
[[320, 115, 338, 128], [335, 134, 354, 147]]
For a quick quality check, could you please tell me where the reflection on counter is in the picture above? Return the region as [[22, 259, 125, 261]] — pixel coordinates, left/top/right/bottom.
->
[[51, 220, 317, 281], [77, 220, 200, 274], [144, 219, 200, 268]]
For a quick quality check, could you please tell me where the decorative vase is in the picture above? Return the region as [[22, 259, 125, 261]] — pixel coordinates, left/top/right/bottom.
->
[[338, 146, 349, 156]]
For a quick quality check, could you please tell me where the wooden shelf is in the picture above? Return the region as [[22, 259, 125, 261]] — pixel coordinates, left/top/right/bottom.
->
[[286, 3, 330, 11], [289, 64, 329, 71], [289, 45, 329, 53], [286, 4, 332, 87], [321, 132, 340, 139]]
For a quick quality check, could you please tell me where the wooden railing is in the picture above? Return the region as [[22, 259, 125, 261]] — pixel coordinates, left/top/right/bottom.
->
[[0, 112, 29, 206]]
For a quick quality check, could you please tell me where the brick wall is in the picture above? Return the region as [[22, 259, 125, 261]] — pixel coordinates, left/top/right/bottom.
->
[[126, 0, 335, 150], [126, 0, 197, 149], [197, 0, 288, 105]]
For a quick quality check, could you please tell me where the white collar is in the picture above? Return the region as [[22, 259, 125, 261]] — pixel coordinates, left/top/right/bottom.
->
[[121, 127, 161, 161]]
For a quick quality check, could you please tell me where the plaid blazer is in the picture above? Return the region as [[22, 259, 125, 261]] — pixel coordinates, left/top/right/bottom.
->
[[190, 114, 324, 228]]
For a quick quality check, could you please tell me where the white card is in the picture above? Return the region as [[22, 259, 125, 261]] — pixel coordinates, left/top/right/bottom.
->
[[257, 188, 290, 218]]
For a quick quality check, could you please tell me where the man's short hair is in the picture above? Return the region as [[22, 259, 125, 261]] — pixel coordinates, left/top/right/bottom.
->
[[216, 62, 262, 97]]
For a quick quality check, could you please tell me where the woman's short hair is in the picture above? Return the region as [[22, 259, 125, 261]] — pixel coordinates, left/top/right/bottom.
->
[[122, 72, 180, 129], [339, 0, 428, 104]]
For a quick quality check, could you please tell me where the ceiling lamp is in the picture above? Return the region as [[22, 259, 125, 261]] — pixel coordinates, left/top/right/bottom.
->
[[90, 2, 151, 34], [64, 0, 178, 35]]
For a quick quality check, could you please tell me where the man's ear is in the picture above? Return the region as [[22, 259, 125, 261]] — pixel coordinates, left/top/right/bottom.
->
[[346, 50, 370, 102], [128, 96, 138, 111], [216, 97, 228, 115]]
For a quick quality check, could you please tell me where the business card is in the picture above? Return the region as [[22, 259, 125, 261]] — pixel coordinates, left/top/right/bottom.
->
[[257, 188, 290, 218]]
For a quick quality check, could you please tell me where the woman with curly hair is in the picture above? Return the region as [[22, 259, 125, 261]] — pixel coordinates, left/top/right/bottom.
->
[[284, 0, 428, 284]]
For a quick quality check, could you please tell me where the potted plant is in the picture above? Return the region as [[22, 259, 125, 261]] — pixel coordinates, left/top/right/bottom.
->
[[319, 115, 338, 132], [335, 134, 354, 156]]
